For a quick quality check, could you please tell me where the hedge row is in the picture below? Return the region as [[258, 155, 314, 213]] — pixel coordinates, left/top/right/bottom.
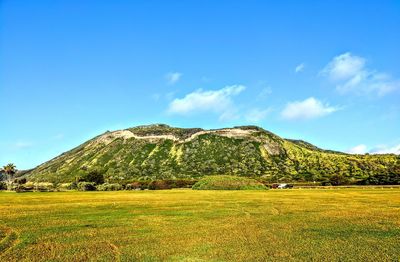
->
[[0, 179, 199, 192]]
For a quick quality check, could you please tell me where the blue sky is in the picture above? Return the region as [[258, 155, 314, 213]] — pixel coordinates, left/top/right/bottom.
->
[[1, 0, 400, 169]]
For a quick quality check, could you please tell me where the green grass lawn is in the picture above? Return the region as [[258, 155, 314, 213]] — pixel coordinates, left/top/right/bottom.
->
[[0, 189, 399, 261]]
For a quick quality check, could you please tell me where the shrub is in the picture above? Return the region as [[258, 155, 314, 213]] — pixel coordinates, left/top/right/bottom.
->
[[25, 181, 34, 188], [68, 181, 78, 190], [58, 183, 72, 191], [81, 170, 105, 185], [0, 182, 7, 190], [126, 182, 141, 190], [126, 181, 149, 190], [321, 181, 332, 186], [169, 179, 198, 188], [15, 178, 27, 184], [358, 173, 400, 185], [125, 180, 198, 190], [148, 180, 172, 190], [15, 184, 34, 193], [192, 175, 267, 190], [77, 182, 96, 191], [29, 182, 54, 192], [329, 174, 349, 186], [96, 183, 123, 191]]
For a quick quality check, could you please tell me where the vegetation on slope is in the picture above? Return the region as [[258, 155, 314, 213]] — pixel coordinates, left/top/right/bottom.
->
[[24, 124, 400, 185]]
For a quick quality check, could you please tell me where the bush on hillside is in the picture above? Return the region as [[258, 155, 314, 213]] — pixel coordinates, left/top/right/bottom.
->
[[96, 183, 123, 191], [148, 180, 172, 190], [80, 170, 105, 185], [56, 183, 72, 191], [192, 175, 267, 190], [32, 182, 54, 192], [0, 182, 6, 190], [168, 179, 198, 188], [67, 181, 79, 190], [77, 182, 96, 191], [15, 184, 34, 193], [124, 179, 198, 190], [126, 181, 149, 190], [357, 173, 400, 185], [9, 182, 54, 192], [15, 178, 27, 184]]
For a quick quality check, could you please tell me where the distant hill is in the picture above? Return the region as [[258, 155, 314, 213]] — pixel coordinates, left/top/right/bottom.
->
[[26, 124, 400, 185]]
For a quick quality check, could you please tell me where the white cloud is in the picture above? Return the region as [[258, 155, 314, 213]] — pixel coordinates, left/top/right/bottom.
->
[[321, 52, 400, 96], [12, 141, 33, 150], [281, 97, 338, 120], [370, 144, 400, 155], [167, 85, 246, 120], [295, 63, 305, 73], [52, 133, 64, 140], [347, 144, 368, 154], [245, 108, 272, 123], [322, 53, 366, 81], [257, 87, 272, 100], [165, 72, 182, 85], [346, 143, 400, 155]]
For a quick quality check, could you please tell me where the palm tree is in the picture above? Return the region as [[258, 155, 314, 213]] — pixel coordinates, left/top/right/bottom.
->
[[1, 163, 17, 191]]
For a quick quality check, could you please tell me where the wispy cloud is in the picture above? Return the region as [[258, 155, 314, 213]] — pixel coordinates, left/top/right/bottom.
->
[[370, 144, 400, 155], [12, 141, 33, 150], [257, 87, 272, 100], [321, 52, 400, 96], [245, 108, 272, 123], [347, 144, 367, 154], [167, 85, 245, 121], [165, 72, 182, 85], [52, 133, 64, 140], [281, 97, 339, 120], [295, 63, 305, 73], [347, 143, 400, 155]]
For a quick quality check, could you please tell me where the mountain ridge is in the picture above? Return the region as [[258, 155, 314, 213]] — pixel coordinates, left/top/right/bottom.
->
[[26, 124, 400, 185]]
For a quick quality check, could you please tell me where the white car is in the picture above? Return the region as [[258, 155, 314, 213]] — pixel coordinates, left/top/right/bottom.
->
[[277, 183, 293, 189]]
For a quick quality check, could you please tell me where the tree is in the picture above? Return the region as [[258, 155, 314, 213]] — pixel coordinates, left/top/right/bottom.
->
[[329, 173, 348, 186], [1, 163, 17, 191], [83, 170, 105, 185]]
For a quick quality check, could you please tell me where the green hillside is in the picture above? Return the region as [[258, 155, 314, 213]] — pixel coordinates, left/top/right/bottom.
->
[[26, 124, 400, 184]]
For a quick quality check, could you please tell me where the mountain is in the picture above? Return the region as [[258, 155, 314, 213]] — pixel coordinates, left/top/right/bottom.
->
[[26, 124, 400, 185]]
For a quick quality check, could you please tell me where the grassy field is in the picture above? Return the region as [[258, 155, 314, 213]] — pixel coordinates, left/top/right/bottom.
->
[[0, 189, 399, 261]]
